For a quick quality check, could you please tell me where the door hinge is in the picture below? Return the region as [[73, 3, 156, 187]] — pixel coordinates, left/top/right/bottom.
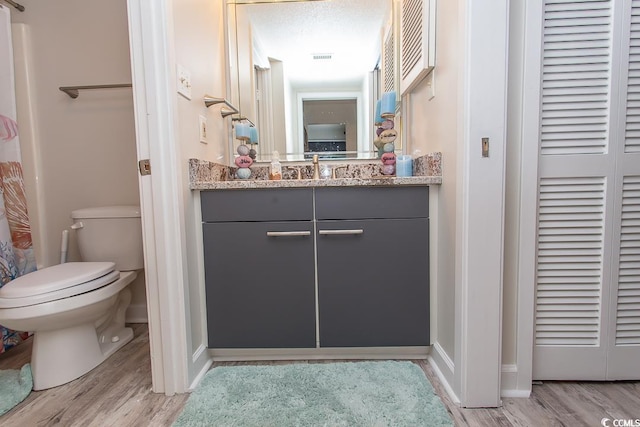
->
[[138, 159, 151, 176]]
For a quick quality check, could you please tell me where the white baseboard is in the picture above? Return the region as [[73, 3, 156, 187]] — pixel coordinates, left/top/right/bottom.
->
[[188, 344, 213, 392], [500, 364, 531, 398], [209, 346, 429, 361], [126, 303, 148, 324], [192, 344, 207, 363], [428, 342, 460, 405]]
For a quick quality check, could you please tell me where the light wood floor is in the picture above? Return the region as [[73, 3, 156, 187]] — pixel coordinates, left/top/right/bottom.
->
[[1, 324, 638, 426], [0, 324, 188, 427]]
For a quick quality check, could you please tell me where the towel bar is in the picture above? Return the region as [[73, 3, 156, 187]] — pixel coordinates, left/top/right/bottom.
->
[[59, 84, 132, 99]]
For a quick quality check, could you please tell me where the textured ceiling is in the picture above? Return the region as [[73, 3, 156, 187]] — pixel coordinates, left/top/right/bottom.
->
[[238, 0, 391, 88]]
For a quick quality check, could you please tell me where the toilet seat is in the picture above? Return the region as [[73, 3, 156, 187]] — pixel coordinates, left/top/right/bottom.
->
[[0, 262, 119, 309]]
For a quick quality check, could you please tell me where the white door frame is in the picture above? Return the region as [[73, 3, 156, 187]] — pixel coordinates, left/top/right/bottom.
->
[[509, 0, 543, 397], [455, 0, 509, 407], [295, 91, 364, 154], [127, 0, 189, 395], [125, 0, 516, 401]]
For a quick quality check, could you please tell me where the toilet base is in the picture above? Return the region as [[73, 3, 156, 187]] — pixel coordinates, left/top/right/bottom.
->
[[31, 323, 133, 390], [26, 272, 137, 390]]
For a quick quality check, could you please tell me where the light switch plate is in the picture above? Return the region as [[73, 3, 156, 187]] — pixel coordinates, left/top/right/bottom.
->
[[199, 115, 208, 143], [177, 64, 192, 100], [426, 71, 435, 100]]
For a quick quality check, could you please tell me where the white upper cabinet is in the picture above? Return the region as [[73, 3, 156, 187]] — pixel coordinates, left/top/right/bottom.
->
[[400, 0, 436, 95]]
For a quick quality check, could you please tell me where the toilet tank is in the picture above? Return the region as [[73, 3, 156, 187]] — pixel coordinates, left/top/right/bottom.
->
[[71, 206, 144, 271]]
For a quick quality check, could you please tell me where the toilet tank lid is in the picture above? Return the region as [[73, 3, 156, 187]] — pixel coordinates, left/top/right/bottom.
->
[[71, 205, 141, 219]]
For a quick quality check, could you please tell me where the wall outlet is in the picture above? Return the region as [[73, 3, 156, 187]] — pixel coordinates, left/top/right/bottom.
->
[[177, 64, 192, 100], [199, 115, 208, 143]]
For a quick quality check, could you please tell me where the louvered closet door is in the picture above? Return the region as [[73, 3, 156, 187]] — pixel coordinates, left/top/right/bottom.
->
[[533, 0, 640, 380], [604, 0, 640, 376]]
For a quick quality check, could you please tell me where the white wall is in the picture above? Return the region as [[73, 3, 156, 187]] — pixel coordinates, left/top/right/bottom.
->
[[406, 0, 460, 390], [361, 74, 372, 153], [11, 0, 146, 318], [234, 5, 257, 125], [271, 59, 288, 155], [171, 0, 228, 385]]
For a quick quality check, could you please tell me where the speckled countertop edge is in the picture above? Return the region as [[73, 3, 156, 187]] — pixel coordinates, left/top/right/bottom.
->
[[189, 152, 442, 190], [190, 175, 441, 190]]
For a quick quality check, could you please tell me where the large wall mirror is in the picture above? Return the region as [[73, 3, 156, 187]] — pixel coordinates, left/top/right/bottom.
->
[[225, 0, 398, 162]]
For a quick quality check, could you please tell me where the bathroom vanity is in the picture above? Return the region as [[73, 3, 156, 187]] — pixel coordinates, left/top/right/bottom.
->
[[200, 185, 430, 351]]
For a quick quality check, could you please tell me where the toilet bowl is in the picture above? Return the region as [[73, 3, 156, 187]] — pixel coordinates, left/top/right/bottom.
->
[[0, 205, 143, 390]]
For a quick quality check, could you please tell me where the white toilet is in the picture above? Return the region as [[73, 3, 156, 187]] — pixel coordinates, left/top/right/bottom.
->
[[0, 205, 144, 390]]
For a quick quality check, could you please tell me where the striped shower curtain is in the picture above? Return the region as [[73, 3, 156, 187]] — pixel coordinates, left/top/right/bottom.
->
[[0, 5, 37, 353]]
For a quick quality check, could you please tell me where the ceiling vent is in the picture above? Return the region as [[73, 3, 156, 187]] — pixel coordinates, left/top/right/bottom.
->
[[312, 53, 333, 60]]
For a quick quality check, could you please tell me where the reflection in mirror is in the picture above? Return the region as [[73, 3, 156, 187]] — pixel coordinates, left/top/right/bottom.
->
[[303, 99, 355, 158], [226, 0, 395, 163]]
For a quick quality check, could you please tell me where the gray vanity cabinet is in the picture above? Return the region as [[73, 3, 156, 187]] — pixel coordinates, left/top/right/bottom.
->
[[201, 189, 316, 349], [315, 187, 430, 347], [201, 185, 430, 350]]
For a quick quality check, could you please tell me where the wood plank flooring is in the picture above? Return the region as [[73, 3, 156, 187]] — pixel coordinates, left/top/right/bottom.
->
[[416, 360, 640, 426], [1, 324, 638, 426], [0, 324, 188, 427]]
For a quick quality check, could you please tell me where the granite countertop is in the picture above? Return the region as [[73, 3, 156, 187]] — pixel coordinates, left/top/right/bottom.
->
[[190, 175, 441, 190], [189, 153, 442, 190]]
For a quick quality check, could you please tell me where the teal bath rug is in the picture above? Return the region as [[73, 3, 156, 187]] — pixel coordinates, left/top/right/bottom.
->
[[173, 360, 453, 427], [0, 363, 32, 416]]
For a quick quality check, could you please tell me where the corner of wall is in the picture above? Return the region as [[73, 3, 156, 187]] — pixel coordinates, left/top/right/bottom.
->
[[500, 364, 531, 398], [188, 344, 213, 391], [429, 342, 460, 405]]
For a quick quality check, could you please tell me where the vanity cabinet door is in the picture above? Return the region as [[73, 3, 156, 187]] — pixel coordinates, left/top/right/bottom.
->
[[203, 221, 316, 348], [316, 218, 430, 347]]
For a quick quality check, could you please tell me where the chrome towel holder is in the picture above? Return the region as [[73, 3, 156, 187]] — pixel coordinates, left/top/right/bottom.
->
[[203, 95, 240, 118], [59, 84, 132, 99]]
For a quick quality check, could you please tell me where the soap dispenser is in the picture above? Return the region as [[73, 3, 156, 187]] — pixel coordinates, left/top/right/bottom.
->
[[269, 151, 282, 180]]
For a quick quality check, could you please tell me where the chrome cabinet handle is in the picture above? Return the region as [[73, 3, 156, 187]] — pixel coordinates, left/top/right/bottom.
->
[[318, 229, 364, 235], [266, 231, 311, 237]]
